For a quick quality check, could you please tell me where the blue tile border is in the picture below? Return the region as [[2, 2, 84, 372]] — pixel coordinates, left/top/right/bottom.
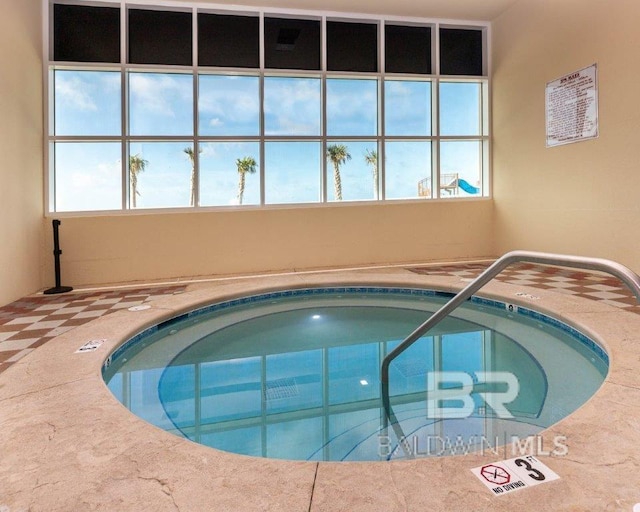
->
[[103, 287, 609, 373], [516, 306, 609, 364]]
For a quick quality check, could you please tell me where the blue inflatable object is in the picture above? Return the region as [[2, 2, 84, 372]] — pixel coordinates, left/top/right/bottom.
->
[[457, 178, 479, 194]]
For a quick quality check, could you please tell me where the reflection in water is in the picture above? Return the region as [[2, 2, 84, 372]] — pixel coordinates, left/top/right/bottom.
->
[[104, 292, 606, 462]]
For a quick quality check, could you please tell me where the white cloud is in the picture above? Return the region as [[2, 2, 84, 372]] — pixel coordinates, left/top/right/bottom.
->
[[263, 78, 321, 135], [387, 80, 413, 96], [326, 80, 378, 127], [55, 71, 122, 114], [198, 76, 259, 125], [55, 75, 98, 111], [200, 143, 218, 158], [56, 155, 121, 211], [129, 73, 192, 117]]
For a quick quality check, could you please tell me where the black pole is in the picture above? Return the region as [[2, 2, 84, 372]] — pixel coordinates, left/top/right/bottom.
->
[[43, 219, 73, 295]]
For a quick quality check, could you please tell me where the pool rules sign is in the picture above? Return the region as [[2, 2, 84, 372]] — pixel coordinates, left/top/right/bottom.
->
[[546, 63, 598, 147], [471, 456, 560, 495]]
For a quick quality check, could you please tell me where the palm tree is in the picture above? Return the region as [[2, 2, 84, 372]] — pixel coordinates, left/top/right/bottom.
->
[[129, 153, 148, 208], [183, 146, 202, 207], [364, 149, 378, 199], [236, 156, 257, 205], [327, 144, 351, 201]]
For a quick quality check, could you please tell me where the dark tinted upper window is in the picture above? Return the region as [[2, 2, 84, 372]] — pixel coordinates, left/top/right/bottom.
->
[[439, 28, 483, 76], [327, 21, 378, 72], [198, 13, 259, 68], [265, 18, 320, 70], [385, 24, 431, 74], [53, 4, 120, 63], [128, 9, 192, 66]]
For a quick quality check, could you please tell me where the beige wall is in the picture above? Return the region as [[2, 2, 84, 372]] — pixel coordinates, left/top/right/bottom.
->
[[12, 0, 640, 299], [0, 0, 498, 301], [492, 0, 640, 271], [12, 0, 640, 300], [1, 0, 498, 302], [0, 0, 44, 305], [50, 201, 494, 287], [35, 0, 499, 290]]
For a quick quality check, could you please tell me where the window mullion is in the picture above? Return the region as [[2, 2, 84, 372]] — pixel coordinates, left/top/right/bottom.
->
[[259, 12, 266, 206], [379, 21, 384, 201], [320, 15, 327, 203], [433, 78, 440, 199], [379, 78, 385, 201], [121, 69, 128, 210], [193, 6, 200, 208], [47, 2, 489, 213], [259, 74, 266, 206]]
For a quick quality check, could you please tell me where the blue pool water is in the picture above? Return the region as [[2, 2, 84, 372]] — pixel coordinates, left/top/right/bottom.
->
[[103, 288, 607, 462]]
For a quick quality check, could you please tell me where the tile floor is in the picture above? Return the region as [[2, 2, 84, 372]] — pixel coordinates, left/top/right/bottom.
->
[[1, 262, 638, 375], [4, 264, 640, 511], [408, 262, 640, 312], [0, 285, 186, 374]]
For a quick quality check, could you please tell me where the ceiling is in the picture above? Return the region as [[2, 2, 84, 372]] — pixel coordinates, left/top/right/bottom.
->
[[171, 0, 521, 21]]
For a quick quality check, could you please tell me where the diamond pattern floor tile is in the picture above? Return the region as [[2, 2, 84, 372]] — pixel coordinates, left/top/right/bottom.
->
[[407, 262, 640, 313], [0, 285, 187, 374]]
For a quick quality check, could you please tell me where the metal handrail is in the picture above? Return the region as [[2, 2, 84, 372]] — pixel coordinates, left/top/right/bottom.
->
[[381, 250, 640, 386]]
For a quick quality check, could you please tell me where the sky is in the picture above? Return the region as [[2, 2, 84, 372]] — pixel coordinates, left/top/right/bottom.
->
[[52, 70, 484, 212]]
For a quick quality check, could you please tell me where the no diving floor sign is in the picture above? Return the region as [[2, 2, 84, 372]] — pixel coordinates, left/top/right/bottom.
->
[[471, 456, 560, 496]]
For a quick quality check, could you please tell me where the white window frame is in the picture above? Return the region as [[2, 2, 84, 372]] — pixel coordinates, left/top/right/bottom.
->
[[43, 0, 491, 216]]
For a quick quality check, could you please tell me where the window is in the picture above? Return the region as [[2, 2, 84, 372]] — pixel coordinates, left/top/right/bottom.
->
[[53, 142, 122, 212], [385, 80, 431, 136], [326, 21, 378, 72], [385, 24, 431, 74], [264, 76, 321, 135], [326, 79, 378, 136], [53, 70, 121, 136], [440, 141, 482, 198], [198, 13, 259, 68], [439, 28, 484, 76], [52, 69, 122, 212], [128, 142, 193, 209], [438, 81, 485, 198], [265, 142, 321, 205], [385, 141, 432, 200], [128, 9, 192, 66], [47, 2, 489, 213], [200, 142, 260, 206], [53, 3, 120, 63], [440, 82, 481, 135], [198, 75, 259, 136], [128, 72, 195, 209], [326, 141, 378, 202], [265, 17, 320, 70], [129, 72, 194, 136]]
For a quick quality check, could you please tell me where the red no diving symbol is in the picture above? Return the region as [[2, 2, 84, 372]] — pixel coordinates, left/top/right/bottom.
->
[[480, 464, 511, 485]]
